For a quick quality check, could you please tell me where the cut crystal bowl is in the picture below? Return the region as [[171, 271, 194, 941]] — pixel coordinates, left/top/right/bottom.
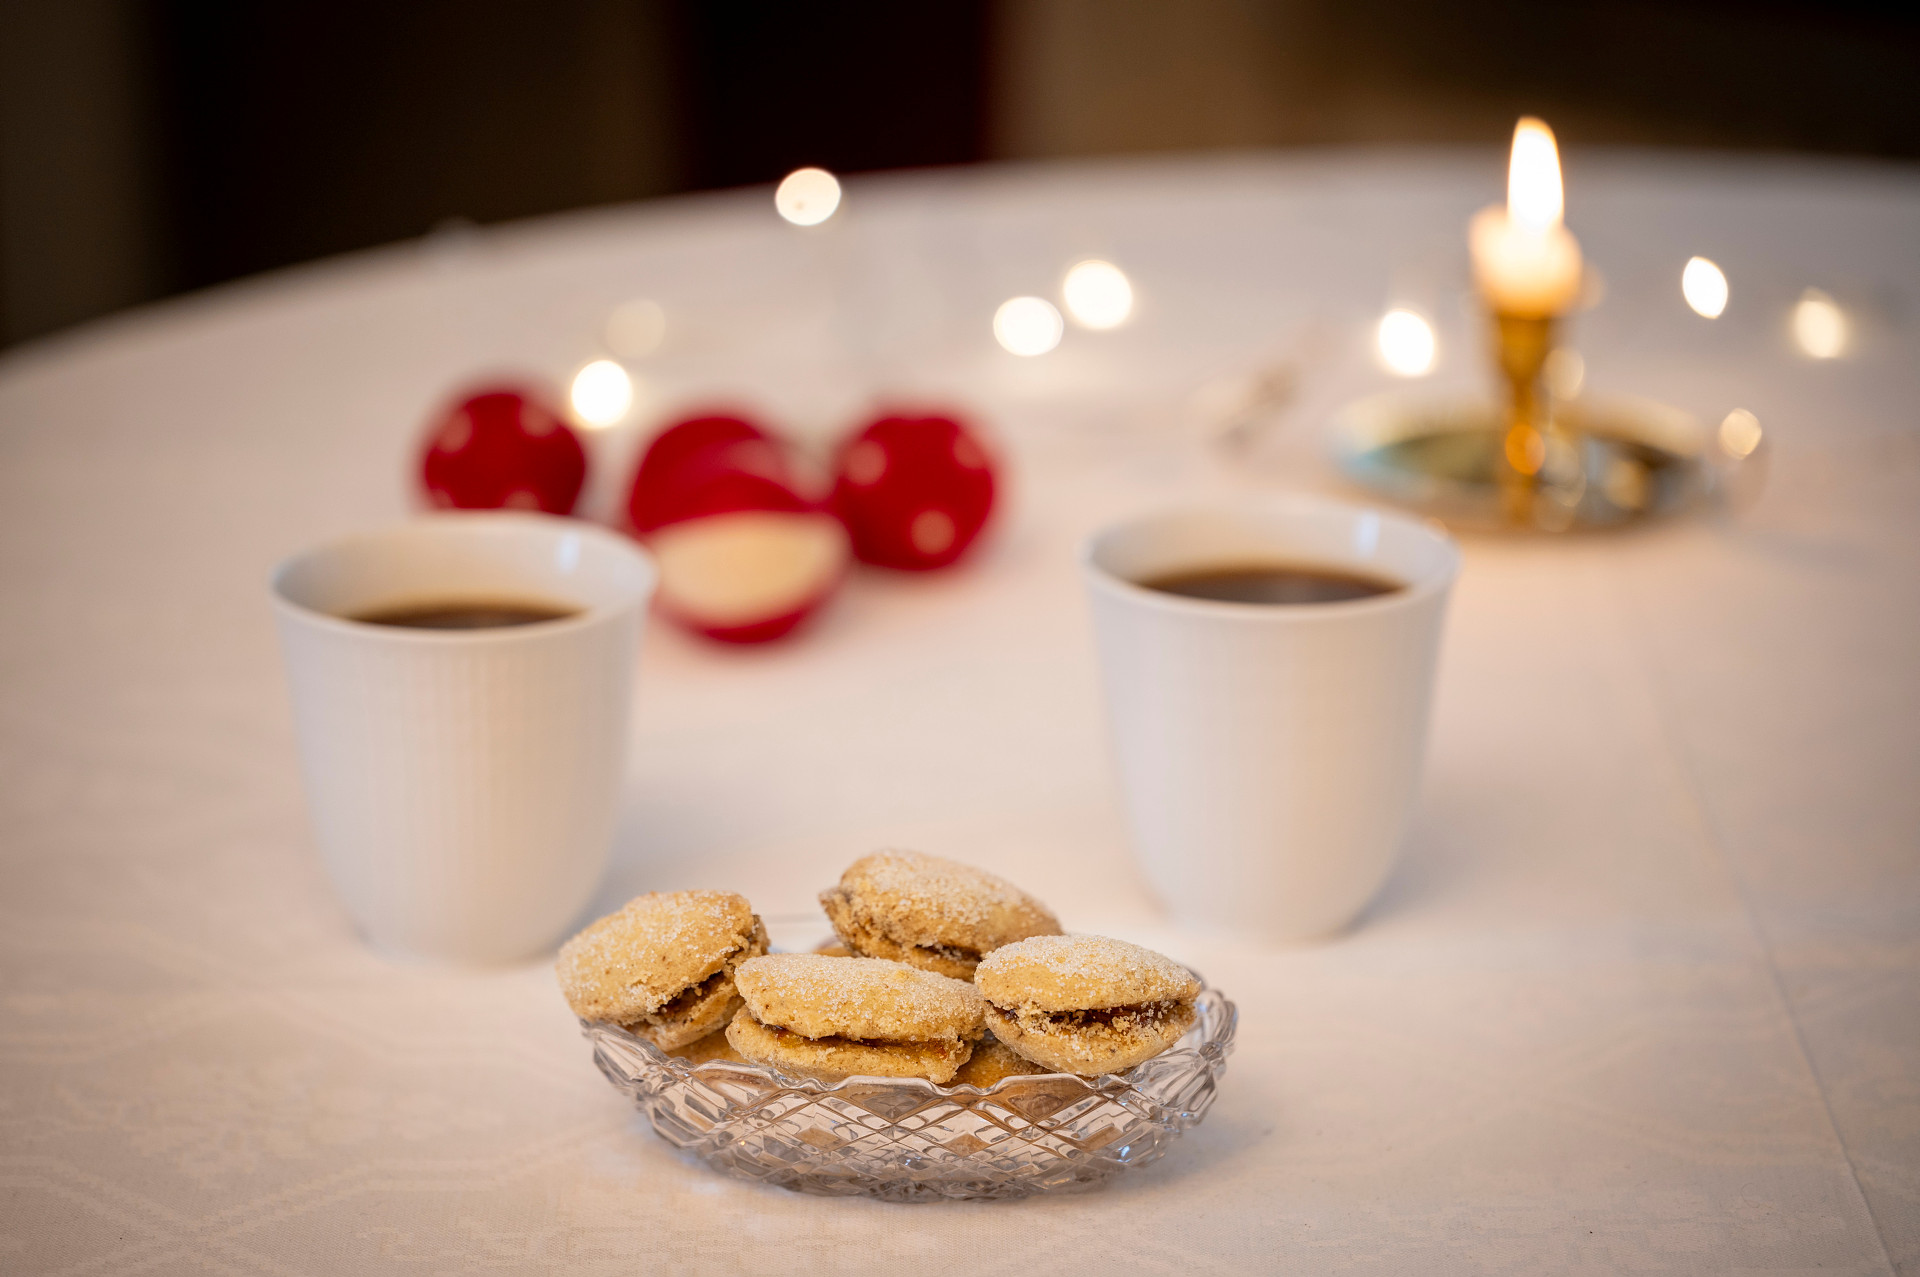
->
[[583, 986, 1237, 1201]]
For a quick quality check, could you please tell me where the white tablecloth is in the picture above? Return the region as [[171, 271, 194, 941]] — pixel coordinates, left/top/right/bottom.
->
[[2, 150, 1916, 1275]]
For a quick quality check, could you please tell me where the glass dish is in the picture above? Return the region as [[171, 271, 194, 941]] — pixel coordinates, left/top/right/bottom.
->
[[582, 986, 1237, 1201]]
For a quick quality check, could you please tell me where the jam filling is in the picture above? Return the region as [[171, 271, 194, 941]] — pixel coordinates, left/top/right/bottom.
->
[[914, 942, 981, 965], [651, 967, 730, 1020], [759, 1019, 968, 1059], [992, 1000, 1183, 1031]]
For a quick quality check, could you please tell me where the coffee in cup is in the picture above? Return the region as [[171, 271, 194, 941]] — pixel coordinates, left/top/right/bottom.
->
[[1083, 497, 1458, 942]]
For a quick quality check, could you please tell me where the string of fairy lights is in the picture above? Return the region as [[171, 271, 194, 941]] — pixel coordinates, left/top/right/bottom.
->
[[562, 165, 1845, 466]]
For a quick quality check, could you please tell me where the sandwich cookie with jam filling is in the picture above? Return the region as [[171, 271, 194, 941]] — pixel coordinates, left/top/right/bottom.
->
[[975, 934, 1201, 1076], [668, 1027, 743, 1065], [819, 849, 1061, 980], [556, 891, 769, 1050], [725, 954, 986, 1084], [951, 1038, 1048, 1087]]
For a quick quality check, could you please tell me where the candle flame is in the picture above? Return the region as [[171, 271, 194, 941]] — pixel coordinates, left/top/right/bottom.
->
[[1507, 117, 1563, 232]]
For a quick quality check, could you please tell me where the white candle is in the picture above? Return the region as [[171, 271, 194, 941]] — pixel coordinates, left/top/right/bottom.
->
[[1470, 118, 1584, 317]]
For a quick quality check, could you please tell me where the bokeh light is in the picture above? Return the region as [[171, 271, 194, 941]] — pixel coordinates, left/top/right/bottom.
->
[[570, 359, 633, 428], [1062, 260, 1134, 329], [1545, 348, 1585, 399], [1682, 257, 1728, 318], [993, 296, 1064, 356], [1376, 309, 1436, 377], [1792, 288, 1847, 358], [775, 167, 841, 226], [1719, 408, 1763, 459]]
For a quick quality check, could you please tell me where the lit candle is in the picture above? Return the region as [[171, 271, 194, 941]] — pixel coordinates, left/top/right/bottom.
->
[[1470, 118, 1583, 317]]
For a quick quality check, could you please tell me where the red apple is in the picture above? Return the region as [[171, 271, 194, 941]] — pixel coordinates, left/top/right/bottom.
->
[[831, 413, 997, 570], [627, 414, 847, 643], [419, 386, 587, 514]]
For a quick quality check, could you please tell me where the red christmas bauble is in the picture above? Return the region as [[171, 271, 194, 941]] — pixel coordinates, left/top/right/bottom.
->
[[419, 386, 587, 515], [626, 414, 805, 532], [831, 413, 996, 571], [626, 413, 847, 644]]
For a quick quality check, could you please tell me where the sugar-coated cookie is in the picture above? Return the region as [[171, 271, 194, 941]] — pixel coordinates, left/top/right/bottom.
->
[[951, 1038, 1047, 1088], [975, 934, 1200, 1076], [819, 849, 1061, 979], [556, 891, 769, 1050], [725, 953, 985, 1083], [668, 1027, 743, 1065]]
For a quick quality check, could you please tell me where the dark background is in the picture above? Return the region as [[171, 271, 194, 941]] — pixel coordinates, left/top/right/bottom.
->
[[1, 0, 1916, 348]]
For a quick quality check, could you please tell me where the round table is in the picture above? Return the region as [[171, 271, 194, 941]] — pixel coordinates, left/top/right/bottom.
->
[[2, 150, 1916, 1274]]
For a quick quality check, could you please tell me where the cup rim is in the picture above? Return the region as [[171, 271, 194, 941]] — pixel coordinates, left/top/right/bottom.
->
[[1080, 493, 1459, 622], [269, 510, 656, 644]]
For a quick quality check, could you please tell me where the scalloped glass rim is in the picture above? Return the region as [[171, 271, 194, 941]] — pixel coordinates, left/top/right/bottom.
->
[[583, 986, 1237, 1201]]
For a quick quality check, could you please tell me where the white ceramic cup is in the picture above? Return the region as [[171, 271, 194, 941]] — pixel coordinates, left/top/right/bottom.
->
[[271, 513, 655, 963], [1083, 496, 1458, 942]]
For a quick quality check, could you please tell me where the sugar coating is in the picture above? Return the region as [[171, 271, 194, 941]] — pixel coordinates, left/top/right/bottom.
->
[[555, 890, 764, 1029], [726, 1010, 977, 1084], [733, 953, 985, 1042], [974, 934, 1200, 1014], [819, 849, 1060, 979]]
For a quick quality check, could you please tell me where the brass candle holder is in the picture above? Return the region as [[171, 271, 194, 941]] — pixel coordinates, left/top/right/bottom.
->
[[1490, 309, 1559, 526], [1330, 299, 1734, 533], [1328, 115, 1759, 532], [1487, 306, 1604, 531]]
